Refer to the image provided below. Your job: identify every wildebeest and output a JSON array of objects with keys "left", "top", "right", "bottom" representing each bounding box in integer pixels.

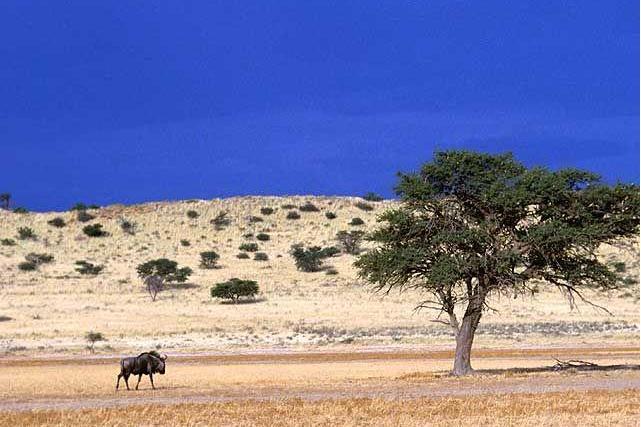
[{"left": 116, "top": 351, "right": 167, "bottom": 390}]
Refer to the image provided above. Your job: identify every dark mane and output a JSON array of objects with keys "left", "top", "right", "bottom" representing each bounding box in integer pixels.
[{"left": 137, "top": 351, "right": 162, "bottom": 359}]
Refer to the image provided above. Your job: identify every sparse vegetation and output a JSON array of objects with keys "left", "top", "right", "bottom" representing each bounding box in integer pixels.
[
  {"left": 249, "top": 216, "right": 263, "bottom": 223},
  {"left": 239, "top": 242, "right": 259, "bottom": 252},
  {"left": 47, "top": 217, "right": 66, "bottom": 228},
  {"left": 281, "top": 204, "right": 296, "bottom": 209},
  {"left": 336, "top": 230, "right": 365, "bottom": 254},
  {"left": 260, "top": 207, "right": 275, "bottom": 215},
  {"left": 612, "top": 262, "right": 627, "bottom": 273},
  {"left": 362, "top": 192, "right": 384, "bottom": 202},
  {"left": 180, "top": 239, "right": 191, "bottom": 247},
  {"left": 325, "top": 211, "right": 337, "bottom": 220},
  {"left": 355, "top": 201, "right": 374, "bottom": 211},
  {"left": 236, "top": 252, "right": 250, "bottom": 259},
  {"left": 349, "top": 217, "right": 364, "bottom": 226},
  {"left": 286, "top": 211, "right": 301, "bottom": 220},
  {"left": 256, "top": 233, "right": 270, "bottom": 241},
  {"left": 18, "top": 261, "right": 37, "bottom": 271},
  {"left": 186, "top": 210, "right": 199, "bottom": 219},
  {"left": 136, "top": 258, "right": 192, "bottom": 284},
  {"left": 211, "top": 278, "right": 259, "bottom": 303},
  {"left": 1, "top": 238, "right": 16, "bottom": 246},
  {"left": 83, "top": 224, "right": 108, "bottom": 237},
  {"left": 17, "top": 227, "right": 36, "bottom": 240},
  {"left": 200, "top": 251, "right": 220, "bottom": 269},
  {"left": 25, "top": 252, "right": 54, "bottom": 265},
  {"left": 290, "top": 244, "right": 337, "bottom": 272},
  {"left": 13, "top": 207, "right": 28, "bottom": 214},
  {"left": 254, "top": 252, "right": 269, "bottom": 261},
  {"left": 76, "top": 210, "right": 95, "bottom": 223},
  {"left": 75, "top": 261, "right": 104, "bottom": 276},
  {"left": 299, "top": 202, "right": 320, "bottom": 212},
  {"left": 85, "top": 331, "right": 106, "bottom": 353},
  {"left": 211, "top": 211, "right": 231, "bottom": 230},
  {"left": 119, "top": 218, "right": 137, "bottom": 235}
]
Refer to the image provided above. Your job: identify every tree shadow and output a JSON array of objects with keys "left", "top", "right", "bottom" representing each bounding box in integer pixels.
[
  {"left": 219, "top": 297, "right": 267, "bottom": 305},
  {"left": 473, "top": 363, "right": 640, "bottom": 376},
  {"left": 165, "top": 282, "right": 200, "bottom": 290}
]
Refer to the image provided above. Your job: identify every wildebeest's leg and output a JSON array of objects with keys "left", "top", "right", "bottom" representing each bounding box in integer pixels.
[
  {"left": 135, "top": 374, "right": 142, "bottom": 390},
  {"left": 149, "top": 372, "right": 155, "bottom": 389},
  {"left": 116, "top": 373, "right": 122, "bottom": 390},
  {"left": 124, "top": 374, "right": 130, "bottom": 390}
]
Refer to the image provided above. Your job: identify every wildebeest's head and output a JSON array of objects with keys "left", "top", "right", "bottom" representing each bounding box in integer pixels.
[{"left": 155, "top": 353, "right": 167, "bottom": 374}]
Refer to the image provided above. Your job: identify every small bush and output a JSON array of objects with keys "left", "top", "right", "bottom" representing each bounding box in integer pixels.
[
  {"left": 76, "top": 210, "right": 95, "bottom": 223},
  {"left": 85, "top": 331, "right": 106, "bottom": 353},
  {"left": 180, "top": 239, "right": 191, "bottom": 247},
  {"left": 320, "top": 246, "right": 340, "bottom": 257},
  {"left": 290, "top": 244, "right": 336, "bottom": 272},
  {"left": 119, "top": 218, "right": 137, "bottom": 235},
  {"left": 13, "top": 207, "right": 28, "bottom": 214},
  {"left": 75, "top": 260, "right": 104, "bottom": 275},
  {"left": 281, "top": 204, "right": 297, "bottom": 209},
  {"left": 236, "top": 252, "right": 250, "bottom": 259},
  {"left": 286, "top": 211, "right": 301, "bottom": 220},
  {"left": 349, "top": 217, "right": 365, "bottom": 226},
  {"left": 260, "top": 207, "right": 275, "bottom": 215},
  {"left": 1, "top": 238, "right": 16, "bottom": 246},
  {"left": 256, "top": 233, "right": 270, "bottom": 241},
  {"left": 200, "top": 251, "right": 220, "bottom": 269},
  {"left": 25, "top": 252, "right": 54, "bottom": 265},
  {"left": 612, "top": 262, "right": 627, "bottom": 273},
  {"left": 211, "top": 278, "right": 259, "bottom": 303},
  {"left": 325, "top": 267, "right": 339, "bottom": 275},
  {"left": 299, "top": 202, "right": 320, "bottom": 212},
  {"left": 186, "top": 210, "right": 199, "bottom": 219},
  {"left": 211, "top": 211, "right": 231, "bottom": 230},
  {"left": 362, "top": 192, "right": 384, "bottom": 202},
  {"left": 325, "top": 211, "right": 337, "bottom": 220},
  {"left": 83, "top": 224, "right": 108, "bottom": 237},
  {"left": 254, "top": 252, "right": 269, "bottom": 261},
  {"left": 18, "top": 261, "right": 37, "bottom": 271},
  {"left": 336, "top": 230, "right": 365, "bottom": 254},
  {"left": 70, "top": 203, "right": 88, "bottom": 211},
  {"left": 47, "top": 217, "right": 66, "bottom": 228},
  {"left": 17, "top": 227, "right": 36, "bottom": 240},
  {"left": 239, "top": 242, "right": 259, "bottom": 252},
  {"left": 355, "top": 201, "right": 374, "bottom": 211},
  {"left": 249, "top": 216, "right": 263, "bottom": 223}
]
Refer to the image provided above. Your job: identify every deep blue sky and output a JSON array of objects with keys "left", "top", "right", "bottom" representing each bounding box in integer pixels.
[{"left": 2, "top": 1, "right": 638, "bottom": 211}]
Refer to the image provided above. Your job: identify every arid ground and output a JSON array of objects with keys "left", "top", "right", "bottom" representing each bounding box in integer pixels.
[{"left": 0, "top": 196, "right": 639, "bottom": 425}]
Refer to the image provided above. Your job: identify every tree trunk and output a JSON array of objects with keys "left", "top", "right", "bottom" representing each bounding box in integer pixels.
[{"left": 452, "top": 297, "right": 484, "bottom": 376}]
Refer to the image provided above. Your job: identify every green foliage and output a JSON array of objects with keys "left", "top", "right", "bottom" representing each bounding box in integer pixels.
[
  {"left": 200, "top": 251, "right": 220, "bottom": 269},
  {"left": 76, "top": 210, "right": 95, "bottom": 223},
  {"left": 17, "top": 227, "right": 36, "bottom": 240},
  {"left": 355, "top": 201, "right": 374, "bottom": 211},
  {"left": 18, "top": 261, "right": 37, "bottom": 271},
  {"left": 254, "top": 252, "right": 269, "bottom": 261},
  {"left": 256, "top": 233, "right": 270, "bottom": 241},
  {"left": 211, "top": 211, "right": 231, "bottom": 230},
  {"left": 290, "top": 244, "right": 337, "bottom": 272},
  {"left": 239, "top": 242, "right": 259, "bottom": 252},
  {"left": 1, "top": 238, "right": 16, "bottom": 246},
  {"left": 211, "top": 278, "right": 259, "bottom": 303},
  {"left": 260, "top": 207, "right": 275, "bottom": 215},
  {"left": 299, "top": 202, "right": 320, "bottom": 212},
  {"left": 136, "top": 258, "right": 193, "bottom": 283},
  {"left": 83, "top": 223, "right": 108, "bottom": 237},
  {"left": 25, "top": 252, "right": 54, "bottom": 265},
  {"left": 355, "top": 150, "right": 640, "bottom": 373},
  {"left": 186, "top": 210, "right": 199, "bottom": 219},
  {"left": 75, "top": 260, "right": 104, "bottom": 275},
  {"left": 325, "top": 267, "right": 339, "bottom": 275},
  {"left": 612, "top": 262, "right": 626, "bottom": 273},
  {"left": 85, "top": 331, "right": 106, "bottom": 352},
  {"left": 325, "top": 211, "right": 337, "bottom": 220},
  {"left": 362, "top": 192, "right": 384, "bottom": 202},
  {"left": 249, "top": 216, "right": 263, "bottom": 223},
  {"left": 47, "top": 217, "right": 66, "bottom": 228},
  {"left": 349, "top": 217, "right": 365, "bottom": 226},
  {"left": 70, "top": 203, "right": 88, "bottom": 211},
  {"left": 281, "top": 204, "right": 297, "bottom": 209},
  {"left": 336, "top": 230, "right": 365, "bottom": 254},
  {"left": 236, "top": 252, "right": 250, "bottom": 259},
  {"left": 286, "top": 211, "right": 301, "bottom": 220},
  {"left": 13, "top": 207, "right": 28, "bottom": 214},
  {"left": 119, "top": 218, "right": 136, "bottom": 235},
  {"left": 180, "top": 239, "right": 190, "bottom": 247}
]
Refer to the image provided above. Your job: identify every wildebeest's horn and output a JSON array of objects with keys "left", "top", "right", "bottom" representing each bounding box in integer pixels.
[{"left": 161, "top": 353, "right": 167, "bottom": 360}]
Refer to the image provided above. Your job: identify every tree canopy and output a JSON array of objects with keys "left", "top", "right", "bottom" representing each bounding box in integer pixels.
[{"left": 355, "top": 150, "right": 639, "bottom": 375}]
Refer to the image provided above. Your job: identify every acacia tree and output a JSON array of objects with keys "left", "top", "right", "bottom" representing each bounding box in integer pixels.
[{"left": 355, "top": 150, "right": 639, "bottom": 376}]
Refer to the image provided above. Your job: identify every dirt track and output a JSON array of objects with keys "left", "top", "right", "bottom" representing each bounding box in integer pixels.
[{"left": 2, "top": 346, "right": 638, "bottom": 413}]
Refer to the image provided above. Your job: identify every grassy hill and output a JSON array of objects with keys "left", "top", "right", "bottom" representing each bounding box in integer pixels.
[{"left": 0, "top": 196, "right": 638, "bottom": 355}]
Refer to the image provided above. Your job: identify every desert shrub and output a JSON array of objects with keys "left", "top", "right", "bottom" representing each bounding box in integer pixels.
[
  {"left": 325, "top": 267, "right": 339, "bottom": 275},
  {"left": 249, "top": 216, "right": 263, "bottom": 223},
  {"left": 70, "top": 203, "right": 88, "bottom": 211},
  {"left": 362, "top": 192, "right": 384, "bottom": 202},
  {"left": 47, "top": 217, "right": 66, "bottom": 228},
  {"left": 320, "top": 246, "right": 340, "bottom": 257},
  {"left": 612, "top": 262, "right": 627, "bottom": 273},
  {"left": 75, "top": 260, "right": 104, "bottom": 275},
  {"left": 18, "top": 261, "right": 37, "bottom": 271},
  {"left": 119, "top": 218, "right": 137, "bottom": 235},
  {"left": 211, "top": 211, "right": 231, "bottom": 230},
  {"left": 25, "top": 252, "right": 54, "bottom": 265},
  {"left": 286, "top": 211, "right": 301, "bottom": 220},
  {"left": 236, "top": 252, "right": 250, "bottom": 259},
  {"left": 349, "top": 217, "right": 365, "bottom": 226},
  {"left": 243, "top": 233, "right": 254, "bottom": 239},
  {"left": 13, "top": 207, "right": 28, "bottom": 214},
  {"left": 239, "top": 242, "right": 259, "bottom": 252},
  {"left": 254, "top": 252, "right": 269, "bottom": 261},
  {"left": 136, "top": 258, "right": 192, "bottom": 283},
  {"left": 290, "top": 244, "right": 336, "bottom": 272},
  {"left": 256, "top": 233, "right": 270, "bottom": 241},
  {"left": 85, "top": 331, "right": 106, "bottom": 353},
  {"left": 281, "top": 204, "right": 297, "bottom": 209},
  {"left": 299, "top": 202, "right": 320, "bottom": 212},
  {"left": 83, "top": 223, "right": 108, "bottom": 237},
  {"left": 17, "top": 227, "right": 36, "bottom": 240},
  {"left": 180, "top": 239, "right": 190, "bottom": 247},
  {"left": 211, "top": 278, "right": 259, "bottom": 303},
  {"left": 1, "top": 238, "right": 16, "bottom": 246},
  {"left": 186, "top": 210, "right": 199, "bottom": 219},
  {"left": 260, "top": 207, "right": 275, "bottom": 215},
  {"left": 76, "top": 210, "right": 95, "bottom": 222},
  {"left": 200, "top": 251, "right": 220, "bottom": 269},
  {"left": 355, "top": 201, "right": 374, "bottom": 211},
  {"left": 325, "top": 211, "right": 337, "bottom": 220},
  {"left": 336, "top": 230, "right": 365, "bottom": 254}
]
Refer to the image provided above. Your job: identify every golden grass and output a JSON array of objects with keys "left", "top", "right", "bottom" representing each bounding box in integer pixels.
[{"left": 3, "top": 389, "right": 638, "bottom": 427}]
